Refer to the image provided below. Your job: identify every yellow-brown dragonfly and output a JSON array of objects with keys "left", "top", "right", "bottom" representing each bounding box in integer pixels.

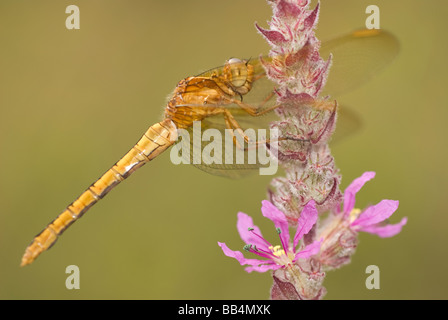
[{"left": 20, "top": 29, "right": 399, "bottom": 266}]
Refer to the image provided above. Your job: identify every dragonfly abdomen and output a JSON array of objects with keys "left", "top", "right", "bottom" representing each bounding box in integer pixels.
[{"left": 20, "top": 120, "right": 177, "bottom": 266}]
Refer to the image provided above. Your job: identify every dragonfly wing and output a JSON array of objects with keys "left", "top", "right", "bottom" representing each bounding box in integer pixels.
[
  {"left": 225, "top": 103, "right": 362, "bottom": 146},
  {"left": 320, "top": 29, "right": 399, "bottom": 97},
  {"left": 332, "top": 106, "right": 363, "bottom": 144},
  {"left": 195, "top": 29, "right": 399, "bottom": 102},
  {"left": 173, "top": 27, "right": 399, "bottom": 179},
  {"left": 172, "top": 101, "right": 361, "bottom": 179},
  {"left": 171, "top": 107, "right": 277, "bottom": 179}
]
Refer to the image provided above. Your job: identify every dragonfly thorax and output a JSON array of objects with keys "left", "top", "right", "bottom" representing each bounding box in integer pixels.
[{"left": 163, "top": 58, "right": 256, "bottom": 129}]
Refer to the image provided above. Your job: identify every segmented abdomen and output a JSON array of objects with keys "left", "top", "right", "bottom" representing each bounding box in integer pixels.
[{"left": 21, "top": 119, "right": 177, "bottom": 266}]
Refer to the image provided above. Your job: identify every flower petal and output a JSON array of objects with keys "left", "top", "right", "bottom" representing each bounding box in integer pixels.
[
  {"left": 343, "top": 171, "right": 376, "bottom": 214},
  {"left": 261, "top": 200, "right": 290, "bottom": 248},
  {"left": 236, "top": 212, "right": 270, "bottom": 250},
  {"left": 351, "top": 200, "right": 399, "bottom": 228},
  {"left": 293, "top": 200, "right": 318, "bottom": 249},
  {"left": 245, "top": 263, "right": 282, "bottom": 273},
  {"left": 358, "top": 217, "right": 407, "bottom": 238},
  {"left": 218, "top": 242, "right": 267, "bottom": 266},
  {"left": 293, "top": 238, "right": 322, "bottom": 261}
]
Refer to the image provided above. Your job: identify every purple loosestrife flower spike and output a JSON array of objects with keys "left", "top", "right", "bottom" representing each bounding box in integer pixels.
[
  {"left": 261, "top": 0, "right": 342, "bottom": 222},
  {"left": 217, "top": 0, "right": 406, "bottom": 300},
  {"left": 253, "top": 0, "right": 338, "bottom": 300}
]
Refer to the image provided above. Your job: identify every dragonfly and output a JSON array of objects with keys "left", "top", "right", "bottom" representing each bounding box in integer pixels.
[{"left": 20, "top": 29, "right": 399, "bottom": 266}]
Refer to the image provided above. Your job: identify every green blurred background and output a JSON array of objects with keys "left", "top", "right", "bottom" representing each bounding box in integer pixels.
[{"left": 0, "top": 0, "right": 446, "bottom": 299}]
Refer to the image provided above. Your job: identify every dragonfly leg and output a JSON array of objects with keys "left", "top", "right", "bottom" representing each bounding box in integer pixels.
[
  {"left": 223, "top": 110, "right": 248, "bottom": 151},
  {"left": 223, "top": 109, "right": 276, "bottom": 151},
  {"left": 223, "top": 105, "right": 308, "bottom": 153},
  {"left": 252, "top": 72, "right": 266, "bottom": 82},
  {"left": 229, "top": 91, "right": 280, "bottom": 117}
]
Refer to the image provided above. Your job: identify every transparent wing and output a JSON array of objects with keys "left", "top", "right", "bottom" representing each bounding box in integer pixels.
[
  {"left": 172, "top": 102, "right": 360, "bottom": 179},
  {"left": 193, "top": 59, "right": 278, "bottom": 116},
  {"left": 332, "top": 106, "right": 363, "bottom": 144},
  {"left": 175, "top": 29, "right": 399, "bottom": 177},
  {"left": 196, "top": 29, "right": 399, "bottom": 101},
  {"left": 173, "top": 112, "right": 276, "bottom": 179},
  {"left": 320, "top": 29, "right": 400, "bottom": 97},
  {"left": 194, "top": 64, "right": 226, "bottom": 77}
]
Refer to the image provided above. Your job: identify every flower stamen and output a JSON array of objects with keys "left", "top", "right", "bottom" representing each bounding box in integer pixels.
[
  {"left": 349, "top": 208, "right": 362, "bottom": 223},
  {"left": 247, "top": 227, "right": 273, "bottom": 247}
]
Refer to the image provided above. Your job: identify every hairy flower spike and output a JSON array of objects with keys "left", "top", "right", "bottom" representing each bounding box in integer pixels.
[
  {"left": 255, "top": 1, "right": 339, "bottom": 299},
  {"left": 255, "top": 0, "right": 405, "bottom": 300},
  {"left": 217, "top": 0, "right": 406, "bottom": 300},
  {"left": 259, "top": 1, "right": 341, "bottom": 226}
]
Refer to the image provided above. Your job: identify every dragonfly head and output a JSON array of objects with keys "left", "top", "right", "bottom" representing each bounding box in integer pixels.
[{"left": 225, "top": 58, "right": 253, "bottom": 95}]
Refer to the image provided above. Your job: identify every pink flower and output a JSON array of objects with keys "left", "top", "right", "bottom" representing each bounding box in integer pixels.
[
  {"left": 218, "top": 200, "right": 321, "bottom": 273},
  {"left": 341, "top": 171, "right": 407, "bottom": 237}
]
